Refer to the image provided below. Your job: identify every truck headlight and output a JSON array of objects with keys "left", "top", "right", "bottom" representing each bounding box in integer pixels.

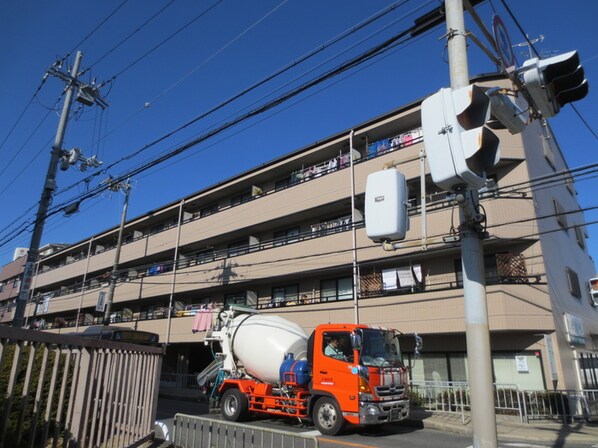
[
  {"left": 365, "top": 404, "right": 380, "bottom": 416},
  {"left": 358, "top": 376, "right": 372, "bottom": 394}
]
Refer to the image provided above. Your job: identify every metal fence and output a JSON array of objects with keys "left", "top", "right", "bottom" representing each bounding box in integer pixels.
[
  {"left": 0, "top": 325, "right": 163, "bottom": 448},
  {"left": 173, "top": 414, "right": 319, "bottom": 448},
  {"left": 160, "top": 374, "right": 201, "bottom": 391},
  {"left": 410, "top": 381, "right": 598, "bottom": 423}
]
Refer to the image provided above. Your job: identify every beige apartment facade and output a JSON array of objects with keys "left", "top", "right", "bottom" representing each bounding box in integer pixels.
[{"left": 8, "top": 74, "right": 597, "bottom": 391}]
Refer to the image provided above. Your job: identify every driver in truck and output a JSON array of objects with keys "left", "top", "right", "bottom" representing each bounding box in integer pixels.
[{"left": 325, "top": 335, "right": 347, "bottom": 360}]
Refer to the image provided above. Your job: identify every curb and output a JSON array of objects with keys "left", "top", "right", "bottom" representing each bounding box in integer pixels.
[{"left": 402, "top": 414, "right": 598, "bottom": 444}]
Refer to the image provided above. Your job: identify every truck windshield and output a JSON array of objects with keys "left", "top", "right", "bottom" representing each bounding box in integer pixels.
[{"left": 358, "top": 329, "right": 403, "bottom": 368}]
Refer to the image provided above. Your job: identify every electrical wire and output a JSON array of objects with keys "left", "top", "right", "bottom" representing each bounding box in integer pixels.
[
  {"left": 53, "top": 0, "right": 421, "bottom": 199},
  {"left": 99, "top": 0, "right": 224, "bottom": 86},
  {"left": 65, "top": 0, "right": 131, "bottom": 58},
  {"left": 28, "top": 213, "right": 598, "bottom": 305},
  {"left": 87, "top": 0, "right": 177, "bottom": 70},
  {"left": 0, "top": 75, "right": 50, "bottom": 154},
  {"left": 500, "top": 0, "right": 598, "bottom": 139},
  {"left": 44, "top": 19, "right": 426, "bottom": 218}
]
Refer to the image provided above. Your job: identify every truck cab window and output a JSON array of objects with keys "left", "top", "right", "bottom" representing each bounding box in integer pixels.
[{"left": 323, "top": 332, "right": 351, "bottom": 361}]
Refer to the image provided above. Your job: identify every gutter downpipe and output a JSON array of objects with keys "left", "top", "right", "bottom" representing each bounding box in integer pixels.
[
  {"left": 75, "top": 237, "right": 94, "bottom": 331},
  {"left": 166, "top": 200, "right": 185, "bottom": 345},
  {"left": 350, "top": 130, "right": 359, "bottom": 324}
]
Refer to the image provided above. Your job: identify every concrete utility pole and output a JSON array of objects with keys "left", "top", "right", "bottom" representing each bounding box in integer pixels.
[
  {"left": 103, "top": 179, "right": 132, "bottom": 325},
  {"left": 12, "top": 51, "right": 84, "bottom": 328},
  {"left": 445, "top": 1, "right": 498, "bottom": 447}
]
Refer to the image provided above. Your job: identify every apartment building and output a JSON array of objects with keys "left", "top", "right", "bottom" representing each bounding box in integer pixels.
[
  {"left": 0, "top": 244, "right": 67, "bottom": 324},
  {"left": 12, "top": 74, "right": 597, "bottom": 391}
]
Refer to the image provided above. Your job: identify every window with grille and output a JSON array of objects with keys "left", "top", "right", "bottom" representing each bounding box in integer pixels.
[
  {"left": 553, "top": 199, "right": 567, "bottom": 230},
  {"left": 575, "top": 225, "right": 586, "bottom": 249},
  {"left": 543, "top": 136, "right": 556, "bottom": 170},
  {"left": 320, "top": 277, "right": 352, "bottom": 302},
  {"left": 271, "top": 285, "right": 299, "bottom": 305},
  {"left": 200, "top": 203, "right": 219, "bottom": 217},
  {"left": 566, "top": 267, "right": 582, "bottom": 299},
  {"left": 273, "top": 227, "right": 300, "bottom": 246}
]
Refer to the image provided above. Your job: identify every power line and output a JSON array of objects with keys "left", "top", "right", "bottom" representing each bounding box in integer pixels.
[
  {"left": 87, "top": 0, "right": 177, "bottom": 70},
  {"left": 0, "top": 2, "right": 424, "bottom": 256},
  {"left": 53, "top": 0, "right": 418, "bottom": 199},
  {"left": 27, "top": 213, "right": 598, "bottom": 305},
  {"left": 501, "top": 0, "right": 598, "bottom": 139},
  {"left": 65, "top": 0, "right": 131, "bottom": 58},
  {"left": 38, "top": 20, "right": 422, "bottom": 221},
  {"left": 99, "top": 0, "right": 224, "bottom": 86},
  {"left": 0, "top": 76, "right": 50, "bottom": 154}
]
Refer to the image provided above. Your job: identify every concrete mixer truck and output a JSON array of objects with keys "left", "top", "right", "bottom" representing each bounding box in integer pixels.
[{"left": 198, "top": 304, "right": 420, "bottom": 435}]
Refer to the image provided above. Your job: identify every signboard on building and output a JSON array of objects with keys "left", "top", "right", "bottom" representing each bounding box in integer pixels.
[
  {"left": 564, "top": 313, "right": 585, "bottom": 345},
  {"left": 515, "top": 355, "right": 529, "bottom": 373},
  {"left": 96, "top": 291, "right": 107, "bottom": 312},
  {"left": 544, "top": 334, "right": 559, "bottom": 381}
]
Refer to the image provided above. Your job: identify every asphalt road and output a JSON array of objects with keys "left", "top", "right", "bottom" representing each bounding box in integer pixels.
[{"left": 155, "top": 397, "right": 595, "bottom": 448}]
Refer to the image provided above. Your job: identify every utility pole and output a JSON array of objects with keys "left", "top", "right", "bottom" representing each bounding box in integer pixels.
[
  {"left": 445, "top": 1, "right": 498, "bottom": 447},
  {"left": 103, "top": 179, "right": 132, "bottom": 325},
  {"left": 12, "top": 51, "right": 84, "bottom": 327}
]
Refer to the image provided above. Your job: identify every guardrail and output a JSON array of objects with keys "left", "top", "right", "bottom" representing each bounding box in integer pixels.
[
  {"left": 0, "top": 326, "right": 163, "bottom": 448},
  {"left": 173, "top": 413, "right": 319, "bottom": 448},
  {"left": 410, "top": 381, "right": 598, "bottom": 423}
]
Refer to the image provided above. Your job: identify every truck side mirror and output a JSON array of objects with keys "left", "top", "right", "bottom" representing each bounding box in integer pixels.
[{"left": 351, "top": 333, "right": 362, "bottom": 351}]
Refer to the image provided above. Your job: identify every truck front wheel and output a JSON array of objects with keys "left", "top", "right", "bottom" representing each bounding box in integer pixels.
[
  {"left": 221, "top": 389, "right": 249, "bottom": 422},
  {"left": 313, "top": 397, "right": 345, "bottom": 435}
]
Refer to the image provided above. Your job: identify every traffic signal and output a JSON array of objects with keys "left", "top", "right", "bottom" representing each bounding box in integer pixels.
[
  {"left": 520, "top": 50, "right": 588, "bottom": 118},
  {"left": 365, "top": 169, "right": 409, "bottom": 242},
  {"left": 421, "top": 84, "right": 500, "bottom": 191}
]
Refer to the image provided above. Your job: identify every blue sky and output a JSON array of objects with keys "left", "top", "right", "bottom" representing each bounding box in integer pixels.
[{"left": 0, "top": 0, "right": 596, "bottom": 270}]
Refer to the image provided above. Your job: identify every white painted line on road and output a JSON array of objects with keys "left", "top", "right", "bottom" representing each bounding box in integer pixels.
[{"left": 502, "top": 443, "right": 547, "bottom": 448}]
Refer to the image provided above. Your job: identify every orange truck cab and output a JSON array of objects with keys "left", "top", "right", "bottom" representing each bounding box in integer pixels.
[{"left": 307, "top": 324, "right": 410, "bottom": 434}]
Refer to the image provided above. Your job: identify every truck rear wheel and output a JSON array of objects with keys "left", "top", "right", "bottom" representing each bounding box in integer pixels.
[
  {"left": 221, "top": 388, "right": 249, "bottom": 422},
  {"left": 313, "top": 397, "right": 345, "bottom": 435}
]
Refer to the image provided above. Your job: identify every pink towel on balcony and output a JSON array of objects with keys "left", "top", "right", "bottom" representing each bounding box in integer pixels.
[{"left": 192, "top": 310, "right": 212, "bottom": 332}]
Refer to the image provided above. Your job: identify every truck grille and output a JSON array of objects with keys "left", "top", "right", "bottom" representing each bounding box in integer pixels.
[{"left": 375, "top": 384, "right": 405, "bottom": 397}]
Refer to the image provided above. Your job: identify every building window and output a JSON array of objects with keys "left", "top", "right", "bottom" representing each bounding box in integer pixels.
[
  {"left": 197, "top": 248, "right": 215, "bottom": 264},
  {"left": 320, "top": 277, "right": 353, "bottom": 302},
  {"left": 149, "top": 222, "right": 165, "bottom": 235},
  {"left": 231, "top": 192, "right": 251, "bottom": 206},
  {"left": 200, "top": 203, "right": 219, "bottom": 217},
  {"left": 275, "top": 177, "right": 290, "bottom": 191},
  {"left": 225, "top": 291, "right": 257, "bottom": 307},
  {"left": 543, "top": 136, "right": 556, "bottom": 170},
  {"left": 311, "top": 216, "right": 352, "bottom": 236},
  {"left": 553, "top": 199, "right": 568, "bottom": 230},
  {"left": 566, "top": 267, "right": 582, "bottom": 299},
  {"left": 575, "top": 225, "right": 586, "bottom": 249},
  {"left": 228, "top": 240, "right": 249, "bottom": 257},
  {"left": 271, "top": 285, "right": 299, "bottom": 306},
  {"left": 580, "top": 353, "right": 598, "bottom": 389},
  {"left": 455, "top": 255, "right": 499, "bottom": 286},
  {"left": 225, "top": 292, "right": 245, "bottom": 305},
  {"left": 273, "top": 227, "right": 300, "bottom": 246}
]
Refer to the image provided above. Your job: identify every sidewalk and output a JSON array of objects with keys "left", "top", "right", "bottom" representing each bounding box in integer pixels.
[{"left": 405, "top": 408, "right": 598, "bottom": 445}]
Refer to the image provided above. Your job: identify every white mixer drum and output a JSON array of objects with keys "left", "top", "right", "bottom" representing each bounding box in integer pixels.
[{"left": 230, "top": 314, "right": 309, "bottom": 383}]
